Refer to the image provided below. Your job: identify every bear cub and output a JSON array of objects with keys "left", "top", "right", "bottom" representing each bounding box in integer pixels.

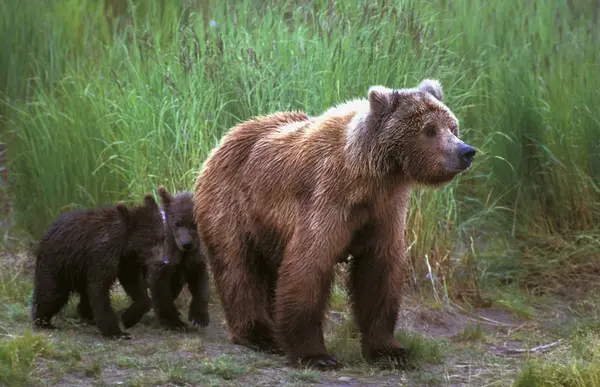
[
  {"left": 31, "top": 194, "right": 165, "bottom": 340},
  {"left": 145, "top": 185, "right": 210, "bottom": 331}
]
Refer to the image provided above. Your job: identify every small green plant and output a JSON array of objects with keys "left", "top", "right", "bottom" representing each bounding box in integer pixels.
[
  {"left": 327, "top": 319, "right": 363, "bottom": 365},
  {"left": 84, "top": 358, "right": 103, "bottom": 377},
  {"left": 456, "top": 323, "right": 486, "bottom": 342},
  {"left": 395, "top": 331, "right": 447, "bottom": 368},
  {"left": 328, "top": 320, "right": 446, "bottom": 370},
  {"left": 0, "top": 329, "right": 56, "bottom": 385},
  {"left": 494, "top": 289, "right": 536, "bottom": 320},
  {"left": 287, "top": 368, "right": 321, "bottom": 383},
  {"left": 514, "top": 358, "right": 600, "bottom": 387},
  {"left": 199, "top": 355, "right": 247, "bottom": 381}
]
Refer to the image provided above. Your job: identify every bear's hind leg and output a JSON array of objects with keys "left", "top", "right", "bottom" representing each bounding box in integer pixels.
[
  {"left": 77, "top": 287, "right": 95, "bottom": 325},
  {"left": 149, "top": 264, "right": 188, "bottom": 331},
  {"left": 209, "top": 240, "right": 278, "bottom": 354},
  {"left": 32, "top": 278, "right": 70, "bottom": 330}
]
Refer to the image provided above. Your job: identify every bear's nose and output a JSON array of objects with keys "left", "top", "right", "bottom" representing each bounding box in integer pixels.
[
  {"left": 458, "top": 144, "right": 476, "bottom": 164},
  {"left": 182, "top": 241, "right": 193, "bottom": 250}
]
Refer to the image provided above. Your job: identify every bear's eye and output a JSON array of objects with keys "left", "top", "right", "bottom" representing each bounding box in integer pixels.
[{"left": 424, "top": 125, "right": 436, "bottom": 137}]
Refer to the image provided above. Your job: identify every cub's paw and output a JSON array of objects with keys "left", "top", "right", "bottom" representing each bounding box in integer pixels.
[
  {"left": 188, "top": 310, "right": 209, "bottom": 327},
  {"left": 121, "top": 312, "right": 143, "bottom": 329},
  {"left": 34, "top": 320, "right": 58, "bottom": 330},
  {"left": 77, "top": 314, "right": 96, "bottom": 326},
  {"left": 160, "top": 318, "right": 190, "bottom": 332},
  {"left": 104, "top": 331, "right": 132, "bottom": 340}
]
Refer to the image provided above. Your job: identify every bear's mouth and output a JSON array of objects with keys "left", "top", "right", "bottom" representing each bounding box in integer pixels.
[{"left": 443, "top": 158, "right": 472, "bottom": 173}]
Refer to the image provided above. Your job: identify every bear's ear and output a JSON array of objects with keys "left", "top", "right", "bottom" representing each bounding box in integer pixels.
[
  {"left": 158, "top": 185, "right": 173, "bottom": 206},
  {"left": 143, "top": 194, "right": 159, "bottom": 211},
  {"left": 417, "top": 79, "right": 443, "bottom": 102},
  {"left": 368, "top": 85, "right": 394, "bottom": 113},
  {"left": 116, "top": 202, "right": 129, "bottom": 224}
]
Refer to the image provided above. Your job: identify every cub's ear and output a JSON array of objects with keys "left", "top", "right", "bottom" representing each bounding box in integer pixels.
[
  {"left": 368, "top": 85, "right": 394, "bottom": 113},
  {"left": 143, "top": 194, "right": 159, "bottom": 211},
  {"left": 417, "top": 79, "right": 443, "bottom": 102},
  {"left": 158, "top": 185, "right": 173, "bottom": 206},
  {"left": 116, "top": 202, "right": 129, "bottom": 224}
]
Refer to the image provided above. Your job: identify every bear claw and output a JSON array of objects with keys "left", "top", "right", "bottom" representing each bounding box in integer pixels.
[
  {"left": 367, "top": 346, "right": 410, "bottom": 368},
  {"left": 105, "top": 331, "right": 131, "bottom": 340},
  {"left": 34, "top": 321, "right": 58, "bottom": 330},
  {"left": 161, "top": 318, "right": 190, "bottom": 332},
  {"left": 297, "top": 355, "right": 341, "bottom": 370},
  {"left": 189, "top": 312, "right": 209, "bottom": 327}
]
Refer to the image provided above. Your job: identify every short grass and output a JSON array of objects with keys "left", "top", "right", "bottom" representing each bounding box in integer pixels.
[
  {"left": 513, "top": 330, "right": 600, "bottom": 387},
  {"left": 2, "top": 245, "right": 600, "bottom": 386}
]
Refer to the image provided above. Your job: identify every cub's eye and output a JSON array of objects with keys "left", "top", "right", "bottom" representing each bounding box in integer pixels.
[
  {"left": 174, "top": 221, "right": 183, "bottom": 227},
  {"left": 424, "top": 125, "right": 436, "bottom": 137}
]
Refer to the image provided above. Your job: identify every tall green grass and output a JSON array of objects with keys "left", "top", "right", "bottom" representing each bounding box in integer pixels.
[{"left": 2, "top": 0, "right": 599, "bottom": 297}]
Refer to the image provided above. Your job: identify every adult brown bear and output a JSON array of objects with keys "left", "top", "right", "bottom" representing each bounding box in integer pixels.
[{"left": 193, "top": 79, "right": 476, "bottom": 369}]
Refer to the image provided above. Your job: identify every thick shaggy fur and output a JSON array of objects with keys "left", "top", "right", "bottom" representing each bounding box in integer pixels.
[
  {"left": 146, "top": 185, "right": 210, "bottom": 331},
  {"left": 31, "top": 194, "right": 166, "bottom": 340},
  {"left": 193, "top": 79, "right": 476, "bottom": 369}
]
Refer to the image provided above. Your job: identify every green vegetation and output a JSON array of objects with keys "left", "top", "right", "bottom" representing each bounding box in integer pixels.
[
  {"left": 1, "top": 0, "right": 600, "bottom": 385},
  {"left": 514, "top": 331, "right": 600, "bottom": 387},
  {"left": 3, "top": 0, "right": 600, "bottom": 298},
  {"left": 0, "top": 330, "right": 56, "bottom": 386}
]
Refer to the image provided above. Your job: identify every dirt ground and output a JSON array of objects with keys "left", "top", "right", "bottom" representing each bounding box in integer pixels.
[{"left": 0, "top": 259, "right": 585, "bottom": 387}]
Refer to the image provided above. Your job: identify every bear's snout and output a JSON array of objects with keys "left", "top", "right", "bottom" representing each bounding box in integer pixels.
[
  {"left": 175, "top": 229, "right": 194, "bottom": 251},
  {"left": 181, "top": 241, "right": 193, "bottom": 250},
  {"left": 457, "top": 143, "right": 476, "bottom": 169}
]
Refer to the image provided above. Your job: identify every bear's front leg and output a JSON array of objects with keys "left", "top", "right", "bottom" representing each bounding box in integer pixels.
[
  {"left": 274, "top": 231, "right": 345, "bottom": 370},
  {"left": 87, "top": 281, "right": 131, "bottom": 340},
  {"left": 184, "top": 259, "right": 210, "bottom": 328},
  {"left": 120, "top": 270, "right": 152, "bottom": 330},
  {"left": 149, "top": 264, "right": 189, "bottom": 331},
  {"left": 348, "top": 226, "right": 409, "bottom": 368}
]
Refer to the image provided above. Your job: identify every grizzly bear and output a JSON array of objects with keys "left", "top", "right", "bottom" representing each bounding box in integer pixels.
[
  {"left": 192, "top": 79, "right": 476, "bottom": 369},
  {"left": 144, "top": 185, "right": 210, "bottom": 331},
  {"left": 31, "top": 194, "right": 166, "bottom": 340}
]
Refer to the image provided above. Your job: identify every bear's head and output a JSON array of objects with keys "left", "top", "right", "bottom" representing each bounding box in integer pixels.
[
  {"left": 116, "top": 194, "right": 167, "bottom": 265},
  {"left": 366, "top": 79, "right": 476, "bottom": 185},
  {"left": 158, "top": 185, "right": 198, "bottom": 254}
]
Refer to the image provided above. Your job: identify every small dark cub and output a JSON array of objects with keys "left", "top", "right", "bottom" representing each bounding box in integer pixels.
[
  {"left": 146, "top": 185, "right": 210, "bottom": 331},
  {"left": 31, "top": 194, "right": 166, "bottom": 340}
]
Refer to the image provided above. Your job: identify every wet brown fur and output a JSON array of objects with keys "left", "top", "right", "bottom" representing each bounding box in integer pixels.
[
  {"left": 193, "top": 79, "right": 475, "bottom": 368},
  {"left": 145, "top": 186, "right": 210, "bottom": 331},
  {"left": 32, "top": 194, "right": 166, "bottom": 340}
]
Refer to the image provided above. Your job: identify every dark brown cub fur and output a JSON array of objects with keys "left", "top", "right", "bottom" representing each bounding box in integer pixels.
[
  {"left": 31, "top": 194, "right": 166, "bottom": 340},
  {"left": 145, "top": 185, "right": 210, "bottom": 331}
]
